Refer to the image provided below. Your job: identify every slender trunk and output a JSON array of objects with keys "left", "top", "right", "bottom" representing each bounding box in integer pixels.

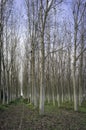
[
  {"left": 79, "top": 75, "right": 82, "bottom": 106},
  {"left": 0, "top": 49, "right": 1, "bottom": 102},
  {"left": 32, "top": 47, "right": 37, "bottom": 106},
  {"left": 68, "top": 79, "right": 71, "bottom": 102},
  {"left": 2, "top": 55, "right": 6, "bottom": 104},
  {"left": 0, "top": 0, "right": 3, "bottom": 102},
  {"left": 47, "top": 94, "right": 50, "bottom": 103},
  {"left": 30, "top": 54, "right": 33, "bottom": 103},
  {"left": 73, "top": 66, "right": 78, "bottom": 111},
  {"left": 67, "top": 48, "right": 71, "bottom": 101},
  {"left": 52, "top": 91, "right": 55, "bottom": 106},
  {"left": 56, "top": 75, "right": 60, "bottom": 107},
  {"left": 39, "top": 33, "right": 45, "bottom": 114},
  {"left": 7, "top": 70, "right": 10, "bottom": 104},
  {"left": 79, "top": 35, "right": 84, "bottom": 106},
  {"left": 72, "top": 15, "right": 78, "bottom": 110},
  {"left": 61, "top": 77, "right": 64, "bottom": 103},
  {"left": 73, "top": 38, "right": 78, "bottom": 111}
]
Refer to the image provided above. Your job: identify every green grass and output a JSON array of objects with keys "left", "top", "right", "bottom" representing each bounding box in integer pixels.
[
  {"left": 0, "top": 104, "right": 9, "bottom": 111},
  {"left": 60, "top": 101, "right": 73, "bottom": 110},
  {"left": 44, "top": 101, "right": 59, "bottom": 113},
  {"left": 79, "top": 101, "right": 86, "bottom": 113},
  {"left": 8, "top": 97, "right": 29, "bottom": 105},
  {"left": 45, "top": 100, "right": 86, "bottom": 113},
  {"left": 9, "top": 98, "right": 23, "bottom": 105},
  {"left": 79, "top": 107, "right": 86, "bottom": 113},
  {"left": 26, "top": 103, "right": 35, "bottom": 109},
  {"left": 0, "top": 98, "right": 22, "bottom": 111},
  {"left": 1, "top": 97, "right": 86, "bottom": 113},
  {"left": 0, "top": 97, "right": 33, "bottom": 111}
]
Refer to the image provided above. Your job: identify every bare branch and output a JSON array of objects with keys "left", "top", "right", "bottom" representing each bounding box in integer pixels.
[
  {"left": 45, "top": 45, "right": 69, "bottom": 59},
  {"left": 76, "top": 47, "right": 86, "bottom": 61}
]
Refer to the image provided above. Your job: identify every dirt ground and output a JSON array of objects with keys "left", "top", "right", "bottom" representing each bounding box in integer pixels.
[{"left": 0, "top": 103, "right": 86, "bottom": 130}]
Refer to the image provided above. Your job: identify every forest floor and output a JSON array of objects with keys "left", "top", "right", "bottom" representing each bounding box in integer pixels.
[{"left": 0, "top": 99, "right": 86, "bottom": 130}]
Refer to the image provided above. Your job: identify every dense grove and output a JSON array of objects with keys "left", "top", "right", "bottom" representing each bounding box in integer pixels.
[{"left": 0, "top": 0, "right": 86, "bottom": 115}]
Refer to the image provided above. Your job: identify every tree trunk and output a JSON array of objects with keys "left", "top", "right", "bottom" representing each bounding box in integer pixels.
[
  {"left": 79, "top": 34, "right": 84, "bottom": 106},
  {"left": 39, "top": 33, "right": 45, "bottom": 114},
  {"left": 73, "top": 42, "right": 78, "bottom": 111},
  {"left": 0, "top": 0, "right": 3, "bottom": 102}
]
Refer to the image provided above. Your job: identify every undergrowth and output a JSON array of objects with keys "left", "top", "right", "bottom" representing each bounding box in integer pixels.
[
  {"left": 0, "top": 104, "right": 9, "bottom": 111},
  {"left": 0, "top": 97, "right": 86, "bottom": 113},
  {"left": 45, "top": 100, "right": 86, "bottom": 113}
]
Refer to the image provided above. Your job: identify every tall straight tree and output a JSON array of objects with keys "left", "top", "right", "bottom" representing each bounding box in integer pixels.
[
  {"left": 72, "top": 0, "right": 86, "bottom": 111},
  {"left": 25, "top": 0, "right": 37, "bottom": 106},
  {"left": 0, "top": 0, "right": 3, "bottom": 102},
  {"left": 39, "top": 0, "right": 63, "bottom": 114},
  {"left": 78, "top": 6, "right": 86, "bottom": 106},
  {"left": 0, "top": 0, "right": 14, "bottom": 103},
  {"left": 39, "top": 0, "right": 55, "bottom": 114}
]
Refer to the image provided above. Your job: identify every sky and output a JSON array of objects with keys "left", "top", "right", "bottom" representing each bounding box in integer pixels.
[
  {"left": 12, "top": 0, "right": 86, "bottom": 95},
  {"left": 13, "top": 0, "right": 73, "bottom": 61},
  {"left": 14, "top": 0, "right": 73, "bottom": 25},
  {"left": 14, "top": 0, "right": 73, "bottom": 35}
]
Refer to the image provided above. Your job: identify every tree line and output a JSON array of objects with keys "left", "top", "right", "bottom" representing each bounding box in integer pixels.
[
  {"left": 0, "top": 0, "right": 86, "bottom": 114},
  {"left": 0, "top": 0, "right": 21, "bottom": 105}
]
